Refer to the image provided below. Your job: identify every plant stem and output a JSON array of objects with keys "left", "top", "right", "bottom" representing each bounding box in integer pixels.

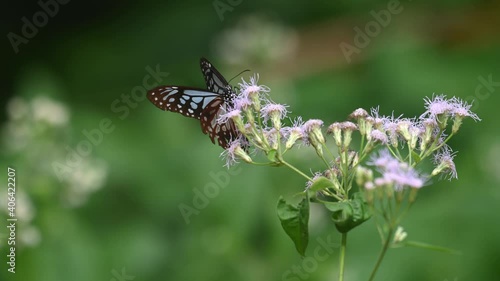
[
  {"left": 280, "top": 160, "right": 312, "bottom": 181},
  {"left": 368, "top": 228, "right": 393, "bottom": 281},
  {"left": 339, "top": 233, "right": 348, "bottom": 281}
]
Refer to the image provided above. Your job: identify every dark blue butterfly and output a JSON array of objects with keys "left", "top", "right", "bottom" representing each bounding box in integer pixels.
[{"left": 147, "top": 58, "right": 238, "bottom": 148}]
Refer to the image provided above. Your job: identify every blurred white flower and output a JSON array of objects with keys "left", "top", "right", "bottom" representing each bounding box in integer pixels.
[
  {"left": 214, "top": 15, "right": 298, "bottom": 65},
  {"left": 19, "top": 225, "right": 42, "bottom": 247},
  {"left": 32, "top": 96, "right": 69, "bottom": 126},
  {"left": 7, "top": 97, "right": 29, "bottom": 120},
  {"left": 65, "top": 159, "right": 108, "bottom": 207},
  {"left": 15, "top": 191, "right": 36, "bottom": 222}
]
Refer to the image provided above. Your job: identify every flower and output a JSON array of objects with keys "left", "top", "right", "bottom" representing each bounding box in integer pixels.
[
  {"left": 432, "top": 147, "right": 458, "bottom": 180},
  {"left": 370, "top": 129, "right": 388, "bottom": 145},
  {"left": 369, "top": 150, "right": 425, "bottom": 190},
  {"left": 340, "top": 122, "right": 357, "bottom": 148},
  {"left": 282, "top": 117, "right": 305, "bottom": 149},
  {"left": 327, "top": 122, "right": 342, "bottom": 147},
  {"left": 421, "top": 94, "right": 454, "bottom": 120},
  {"left": 350, "top": 108, "right": 368, "bottom": 136},
  {"left": 218, "top": 109, "right": 245, "bottom": 132},
  {"left": 349, "top": 108, "right": 368, "bottom": 119},
  {"left": 32, "top": 96, "right": 70, "bottom": 126},
  {"left": 218, "top": 109, "right": 242, "bottom": 123},
  {"left": 221, "top": 139, "right": 252, "bottom": 167},
  {"left": 382, "top": 116, "right": 400, "bottom": 147},
  {"left": 264, "top": 128, "right": 280, "bottom": 150},
  {"left": 393, "top": 226, "right": 408, "bottom": 243},
  {"left": 238, "top": 74, "right": 270, "bottom": 111},
  {"left": 450, "top": 97, "right": 480, "bottom": 121},
  {"left": 261, "top": 103, "right": 288, "bottom": 130},
  {"left": 449, "top": 97, "right": 481, "bottom": 133}
]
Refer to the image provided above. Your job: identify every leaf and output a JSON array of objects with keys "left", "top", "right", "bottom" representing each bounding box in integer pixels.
[
  {"left": 323, "top": 192, "right": 371, "bottom": 233},
  {"left": 411, "top": 151, "right": 422, "bottom": 163},
  {"left": 267, "top": 149, "right": 277, "bottom": 162},
  {"left": 308, "top": 176, "right": 335, "bottom": 192},
  {"left": 276, "top": 195, "right": 310, "bottom": 256}
]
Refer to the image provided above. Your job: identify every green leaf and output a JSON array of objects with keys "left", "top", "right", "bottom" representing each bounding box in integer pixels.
[
  {"left": 323, "top": 192, "right": 371, "bottom": 233},
  {"left": 411, "top": 151, "right": 422, "bottom": 163},
  {"left": 276, "top": 195, "right": 310, "bottom": 256},
  {"left": 308, "top": 176, "right": 334, "bottom": 192},
  {"left": 267, "top": 149, "right": 277, "bottom": 162}
]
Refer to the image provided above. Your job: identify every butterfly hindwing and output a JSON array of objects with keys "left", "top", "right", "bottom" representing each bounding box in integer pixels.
[
  {"left": 147, "top": 86, "right": 218, "bottom": 120},
  {"left": 200, "top": 98, "right": 238, "bottom": 148}
]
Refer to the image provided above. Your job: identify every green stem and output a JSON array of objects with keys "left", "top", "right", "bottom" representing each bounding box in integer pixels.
[
  {"left": 280, "top": 160, "right": 312, "bottom": 181},
  {"left": 339, "top": 233, "right": 348, "bottom": 281},
  {"left": 368, "top": 228, "right": 393, "bottom": 281}
]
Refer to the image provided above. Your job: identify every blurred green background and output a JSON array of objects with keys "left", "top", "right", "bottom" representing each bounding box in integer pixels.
[{"left": 1, "top": 0, "right": 499, "bottom": 280}]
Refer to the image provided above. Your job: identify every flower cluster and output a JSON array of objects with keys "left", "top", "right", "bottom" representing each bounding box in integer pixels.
[
  {"left": 1, "top": 96, "right": 108, "bottom": 248},
  {"left": 216, "top": 76, "right": 479, "bottom": 280},
  {"left": 222, "top": 78, "right": 479, "bottom": 194}
]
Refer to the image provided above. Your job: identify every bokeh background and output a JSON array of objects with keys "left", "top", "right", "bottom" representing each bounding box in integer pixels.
[{"left": 1, "top": 0, "right": 499, "bottom": 280}]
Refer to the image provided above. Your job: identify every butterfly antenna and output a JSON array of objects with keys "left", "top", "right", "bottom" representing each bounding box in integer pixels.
[{"left": 228, "top": 69, "right": 251, "bottom": 83}]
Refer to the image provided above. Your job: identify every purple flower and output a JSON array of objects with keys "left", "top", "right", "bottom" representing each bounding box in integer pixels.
[
  {"left": 432, "top": 147, "right": 458, "bottom": 180},
  {"left": 302, "top": 119, "right": 324, "bottom": 134},
  {"left": 261, "top": 103, "right": 288, "bottom": 123},
  {"left": 370, "top": 107, "right": 388, "bottom": 129},
  {"left": 349, "top": 108, "right": 368, "bottom": 119},
  {"left": 232, "top": 97, "right": 253, "bottom": 111},
  {"left": 239, "top": 74, "right": 270, "bottom": 98},
  {"left": 217, "top": 109, "right": 242, "bottom": 124},
  {"left": 221, "top": 139, "right": 252, "bottom": 167},
  {"left": 302, "top": 119, "right": 325, "bottom": 146},
  {"left": 450, "top": 97, "right": 481, "bottom": 121},
  {"left": 370, "top": 129, "right": 388, "bottom": 144},
  {"left": 369, "top": 150, "right": 425, "bottom": 190},
  {"left": 421, "top": 94, "right": 454, "bottom": 119},
  {"left": 282, "top": 117, "right": 305, "bottom": 149}
]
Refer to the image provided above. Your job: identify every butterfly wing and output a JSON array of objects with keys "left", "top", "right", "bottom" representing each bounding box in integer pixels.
[
  {"left": 200, "top": 57, "right": 231, "bottom": 96},
  {"left": 200, "top": 98, "right": 238, "bottom": 148},
  {"left": 147, "top": 86, "right": 218, "bottom": 120}
]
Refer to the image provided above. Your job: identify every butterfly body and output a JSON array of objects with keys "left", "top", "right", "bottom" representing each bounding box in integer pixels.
[{"left": 147, "top": 58, "right": 238, "bottom": 148}]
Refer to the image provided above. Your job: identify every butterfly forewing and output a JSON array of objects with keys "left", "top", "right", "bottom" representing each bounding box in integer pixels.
[
  {"left": 200, "top": 57, "right": 232, "bottom": 96},
  {"left": 147, "top": 86, "right": 218, "bottom": 120},
  {"left": 147, "top": 58, "right": 240, "bottom": 149}
]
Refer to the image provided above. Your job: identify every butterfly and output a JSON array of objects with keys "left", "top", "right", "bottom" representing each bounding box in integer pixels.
[{"left": 147, "top": 58, "right": 239, "bottom": 148}]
